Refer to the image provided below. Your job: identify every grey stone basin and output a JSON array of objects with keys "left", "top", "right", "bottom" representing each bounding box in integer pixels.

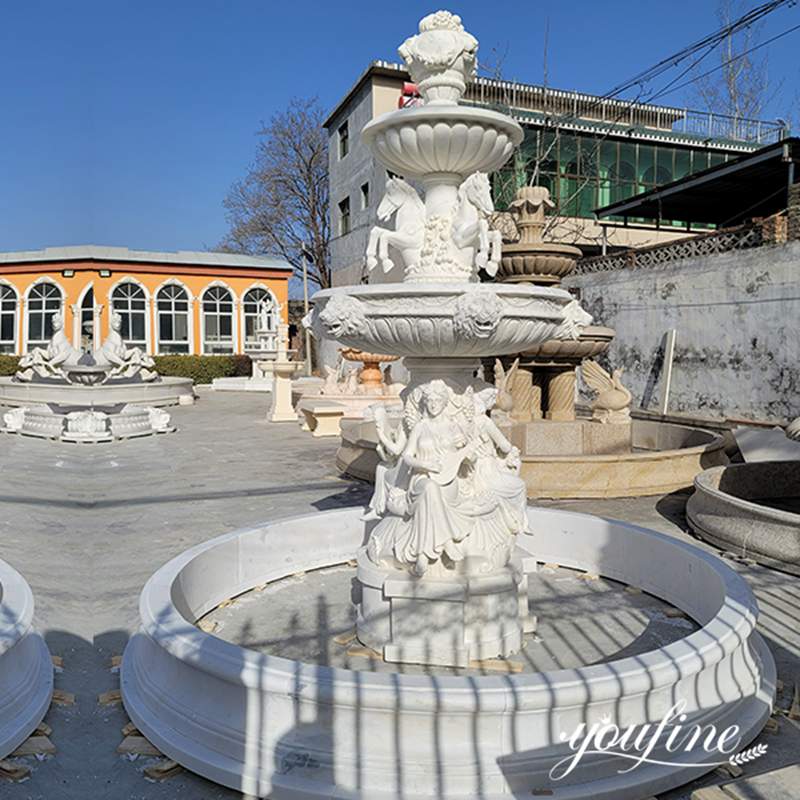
[{"left": 687, "top": 461, "right": 800, "bottom": 575}]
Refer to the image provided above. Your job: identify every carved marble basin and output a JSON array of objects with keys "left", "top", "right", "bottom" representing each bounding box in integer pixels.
[
  {"left": 339, "top": 348, "right": 399, "bottom": 364},
  {"left": 498, "top": 242, "right": 583, "bottom": 284},
  {"left": 361, "top": 105, "right": 523, "bottom": 180},
  {"left": 520, "top": 325, "right": 615, "bottom": 363},
  {"left": 310, "top": 283, "right": 588, "bottom": 359},
  {"left": 65, "top": 364, "right": 108, "bottom": 386}
]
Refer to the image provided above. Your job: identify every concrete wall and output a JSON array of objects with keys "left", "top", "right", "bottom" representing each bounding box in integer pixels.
[{"left": 565, "top": 242, "right": 800, "bottom": 422}]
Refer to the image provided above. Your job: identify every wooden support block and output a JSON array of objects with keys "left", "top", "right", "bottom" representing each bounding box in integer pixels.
[
  {"left": 0, "top": 759, "right": 31, "bottom": 781},
  {"left": 624, "top": 586, "right": 643, "bottom": 595},
  {"left": 764, "top": 717, "right": 780, "bottom": 733},
  {"left": 577, "top": 572, "right": 599, "bottom": 581},
  {"left": 690, "top": 789, "right": 731, "bottom": 800},
  {"left": 110, "top": 655, "right": 123, "bottom": 669},
  {"left": 716, "top": 762, "right": 744, "bottom": 778},
  {"left": 51, "top": 655, "right": 63, "bottom": 669},
  {"left": 51, "top": 689, "right": 75, "bottom": 706},
  {"left": 121, "top": 721, "right": 139, "bottom": 737},
  {"left": 117, "top": 735, "right": 161, "bottom": 757},
  {"left": 469, "top": 658, "right": 524, "bottom": 674},
  {"left": 530, "top": 791, "right": 554, "bottom": 797},
  {"left": 143, "top": 759, "right": 183, "bottom": 781},
  {"left": 666, "top": 608, "right": 688, "bottom": 618},
  {"left": 332, "top": 629, "right": 357, "bottom": 647},
  {"left": 346, "top": 559, "right": 357, "bottom": 568},
  {"left": 98, "top": 689, "right": 122, "bottom": 706},
  {"left": 345, "top": 644, "right": 380, "bottom": 660},
  {"left": 217, "top": 598, "right": 236, "bottom": 609},
  {"left": 789, "top": 681, "right": 800, "bottom": 721},
  {"left": 12, "top": 735, "right": 56, "bottom": 757},
  {"left": 253, "top": 582, "right": 269, "bottom": 592},
  {"left": 197, "top": 619, "right": 217, "bottom": 634},
  {"left": 542, "top": 562, "right": 559, "bottom": 571}
]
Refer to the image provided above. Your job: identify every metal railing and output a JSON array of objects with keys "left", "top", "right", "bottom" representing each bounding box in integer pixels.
[{"left": 575, "top": 222, "right": 766, "bottom": 274}]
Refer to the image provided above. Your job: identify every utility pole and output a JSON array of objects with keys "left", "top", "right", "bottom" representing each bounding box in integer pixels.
[{"left": 300, "top": 244, "right": 313, "bottom": 376}]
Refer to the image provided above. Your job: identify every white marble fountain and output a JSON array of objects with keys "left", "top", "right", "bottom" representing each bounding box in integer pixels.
[
  {"left": 0, "top": 311, "right": 188, "bottom": 442},
  {"left": 121, "top": 11, "right": 775, "bottom": 798}
]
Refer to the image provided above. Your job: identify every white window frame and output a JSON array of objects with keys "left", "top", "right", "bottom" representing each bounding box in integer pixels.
[
  {"left": 24, "top": 279, "right": 64, "bottom": 352},
  {"left": 155, "top": 280, "right": 193, "bottom": 355},
  {"left": 109, "top": 278, "right": 150, "bottom": 351},
  {"left": 0, "top": 281, "right": 19, "bottom": 355},
  {"left": 241, "top": 285, "right": 279, "bottom": 352},
  {"left": 200, "top": 283, "right": 237, "bottom": 355}
]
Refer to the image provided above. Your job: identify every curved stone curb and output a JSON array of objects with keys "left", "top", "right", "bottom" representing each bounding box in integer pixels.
[
  {"left": 687, "top": 461, "right": 800, "bottom": 576},
  {"left": 0, "top": 558, "right": 54, "bottom": 759},
  {"left": 0, "top": 376, "right": 194, "bottom": 408},
  {"left": 122, "top": 507, "right": 775, "bottom": 799}
]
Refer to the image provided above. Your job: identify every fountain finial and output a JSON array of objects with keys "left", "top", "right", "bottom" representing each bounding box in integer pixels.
[{"left": 398, "top": 10, "right": 477, "bottom": 105}]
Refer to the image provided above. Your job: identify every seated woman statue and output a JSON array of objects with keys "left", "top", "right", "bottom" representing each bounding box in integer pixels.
[
  {"left": 16, "top": 311, "right": 80, "bottom": 382},
  {"left": 93, "top": 312, "right": 157, "bottom": 382},
  {"left": 370, "top": 379, "right": 480, "bottom": 576}
]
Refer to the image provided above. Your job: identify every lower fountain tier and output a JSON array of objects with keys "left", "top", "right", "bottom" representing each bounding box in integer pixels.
[
  {"left": 121, "top": 505, "right": 775, "bottom": 800},
  {"left": 2, "top": 403, "right": 176, "bottom": 443},
  {"left": 356, "top": 547, "right": 535, "bottom": 668},
  {"left": 337, "top": 417, "right": 728, "bottom": 499},
  {"left": 0, "top": 557, "right": 53, "bottom": 760},
  {"left": 0, "top": 375, "right": 194, "bottom": 408}
]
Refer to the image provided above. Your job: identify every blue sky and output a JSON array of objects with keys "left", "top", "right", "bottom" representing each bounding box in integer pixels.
[{"left": 0, "top": 0, "right": 797, "bottom": 253}]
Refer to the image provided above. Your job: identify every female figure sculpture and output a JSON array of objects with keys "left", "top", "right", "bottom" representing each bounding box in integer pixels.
[{"left": 363, "top": 406, "right": 407, "bottom": 521}]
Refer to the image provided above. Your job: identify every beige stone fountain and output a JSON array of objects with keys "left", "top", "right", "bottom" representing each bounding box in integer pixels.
[{"left": 492, "top": 186, "right": 726, "bottom": 498}]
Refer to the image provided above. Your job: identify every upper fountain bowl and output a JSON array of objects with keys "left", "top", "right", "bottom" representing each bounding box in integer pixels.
[{"left": 361, "top": 105, "right": 523, "bottom": 181}]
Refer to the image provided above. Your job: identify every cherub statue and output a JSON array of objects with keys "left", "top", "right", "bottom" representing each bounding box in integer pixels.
[
  {"left": 16, "top": 311, "right": 81, "bottom": 382},
  {"left": 93, "top": 312, "right": 158, "bottom": 382},
  {"left": 320, "top": 355, "right": 343, "bottom": 395},
  {"left": 363, "top": 405, "right": 407, "bottom": 521},
  {"left": 582, "top": 360, "right": 632, "bottom": 424}
]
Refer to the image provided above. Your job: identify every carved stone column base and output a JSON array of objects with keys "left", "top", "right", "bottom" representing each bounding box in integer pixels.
[
  {"left": 545, "top": 367, "right": 576, "bottom": 422},
  {"left": 356, "top": 547, "right": 535, "bottom": 668}
]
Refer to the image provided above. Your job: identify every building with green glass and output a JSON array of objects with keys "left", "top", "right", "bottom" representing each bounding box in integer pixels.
[{"left": 325, "top": 62, "right": 787, "bottom": 284}]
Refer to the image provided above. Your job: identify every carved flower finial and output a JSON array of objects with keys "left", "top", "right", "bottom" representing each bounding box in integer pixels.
[{"left": 398, "top": 10, "right": 478, "bottom": 105}]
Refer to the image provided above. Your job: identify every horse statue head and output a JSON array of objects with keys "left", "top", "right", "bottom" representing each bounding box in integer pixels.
[
  {"left": 377, "top": 177, "right": 420, "bottom": 222},
  {"left": 458, "top": 172, "right": 494, "bottom": 218}
]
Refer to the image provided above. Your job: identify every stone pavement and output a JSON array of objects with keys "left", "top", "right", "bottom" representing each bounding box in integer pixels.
[{"left": 0, "top": 388, "right": 797, "bottom": 799}]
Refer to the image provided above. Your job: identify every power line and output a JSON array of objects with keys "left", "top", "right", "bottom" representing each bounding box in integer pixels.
[{"left": 647, "top": 21, "right": 800, "bottom": 104}]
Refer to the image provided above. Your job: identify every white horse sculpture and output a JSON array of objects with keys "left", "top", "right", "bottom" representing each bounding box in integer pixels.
[
  {"left": 452, "top": 172, "right": 501, "bottom": 278},
  {"left": 366, "top": 178, "right": 425, "bottom": 275}
]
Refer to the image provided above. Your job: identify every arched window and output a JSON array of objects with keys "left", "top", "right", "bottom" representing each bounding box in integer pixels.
[
  {"left": 27, "top": 282, "right": 62, "bottom": 349},
  {"left": 242, "top": 288, "right": 277, "bottom": 351},
  {"left": 0, "top": 285, "right": 18, "bottom": 354},
  {"left": 156, "top": 284, "right": 190, "bottom": 354},
  {"left": 202, "top": 286, "right": 234, "bottom": 354},
  {"left": 111, "top": 282, "right": 147, "bottom": 348}
]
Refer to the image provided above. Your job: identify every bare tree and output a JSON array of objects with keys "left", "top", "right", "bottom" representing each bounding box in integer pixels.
[
  {"left": 692, "top": 0, "right": 776, "bottom": 121},
  {"left": 220, "top": 97, "right": 331, "bottom": 289}
]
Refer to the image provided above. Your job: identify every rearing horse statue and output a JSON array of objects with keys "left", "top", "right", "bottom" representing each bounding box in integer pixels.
[
  {"left": 366, "top": 178, "right": 425, "bottom": 276},
  {"left": 451, "top": 172, "right": 501, "bottom": 279}
]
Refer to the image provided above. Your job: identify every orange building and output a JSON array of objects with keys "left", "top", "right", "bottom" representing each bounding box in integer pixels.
[{"left": 0, "top": 246, "right": 292, "bottom": 356}]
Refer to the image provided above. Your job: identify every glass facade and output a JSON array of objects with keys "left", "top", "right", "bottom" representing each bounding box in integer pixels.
[{"left": 493, "top": 128, "right": 733, "bottom": 225}]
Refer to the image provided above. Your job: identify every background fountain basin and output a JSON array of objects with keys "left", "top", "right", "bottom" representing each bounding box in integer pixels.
[
  {"left": 121, "top": 507, "right": 774, "bottom": 800},
  {"left": 0, "top": 557, "right": 53, "bottom": 759},
  {"left": 361, "top": 105, "right": 523, "bottom": 179},
  {"left": 687, "top": 461, "right": 800, "bottom": 576},
  {"left": 0, "top": 375, "right": 194, "bottom": 408},
  {"left": 310, "top": 283, "right": 578, "bottom": 358}
]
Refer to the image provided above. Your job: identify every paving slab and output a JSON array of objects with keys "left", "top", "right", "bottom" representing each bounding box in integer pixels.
[{"left": 0, "top": 388, "right": 797, "bottom": 799}]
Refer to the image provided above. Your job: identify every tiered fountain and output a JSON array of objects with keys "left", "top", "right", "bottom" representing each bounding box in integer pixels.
[
  {"left": 0, "top": 311, "right": 187, "bottom": 442},
  {"left": 487, "top": 185, "right": 727, "bottom": 499},
  {"left": 121, "top": 12, "right": 774, "bottom": 799}
]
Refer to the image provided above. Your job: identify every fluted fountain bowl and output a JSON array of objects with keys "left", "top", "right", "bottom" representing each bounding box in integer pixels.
[
  {"left": 498, "top": 241, "right": 583, "bottom": 284},
  {"left": 65, "top": 364, "right": 109, "bottom": 386},
  {"left": 310, "top": 283, "right": 587, "bottom": 359},
  {"left": 361, "top": 105, "right": 523, "bottom": 180},
  {"left": 521, "top": 325, "right": 615, "bottom": 363}
]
